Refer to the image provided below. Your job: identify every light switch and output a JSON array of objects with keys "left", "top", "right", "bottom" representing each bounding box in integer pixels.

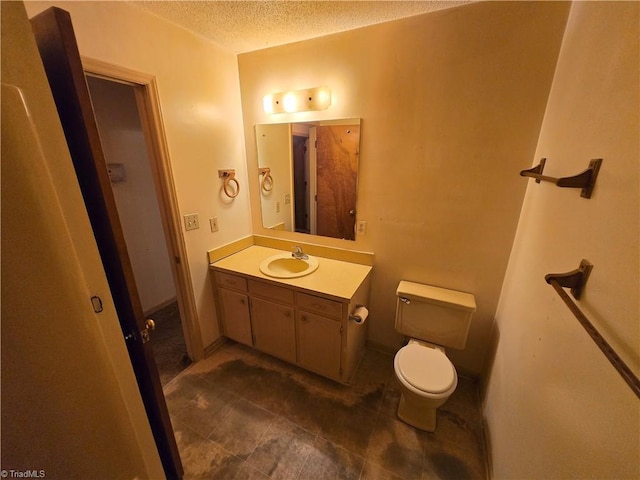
[{"left": 184, "top": 213, "right": 199, "bottom": 231}]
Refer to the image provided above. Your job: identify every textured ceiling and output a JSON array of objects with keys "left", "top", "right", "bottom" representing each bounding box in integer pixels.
[{"left": 132, "top": 1, "right": 471, "bottom": 53}]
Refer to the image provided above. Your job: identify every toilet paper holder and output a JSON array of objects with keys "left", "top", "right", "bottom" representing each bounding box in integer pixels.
[{"left": 349, "top": 304, "right": 368, "bottom": 323}]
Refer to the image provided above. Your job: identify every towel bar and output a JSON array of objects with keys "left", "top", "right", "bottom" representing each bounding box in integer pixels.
[
  {"left": 520, "top": 158, "right": 602, "bottom": 198},
  {"left": 545, "top": 261, "right": 640, "bottom": 398}
]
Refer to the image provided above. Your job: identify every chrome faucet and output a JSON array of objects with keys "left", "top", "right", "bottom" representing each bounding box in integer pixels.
[{"left": 292, "top": 245, "right": 308, "bottom": 260}]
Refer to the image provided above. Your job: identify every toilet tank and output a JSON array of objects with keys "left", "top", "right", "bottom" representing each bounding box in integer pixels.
[{"left": 395, "top": 281, "right": 476, "bottom": 349}]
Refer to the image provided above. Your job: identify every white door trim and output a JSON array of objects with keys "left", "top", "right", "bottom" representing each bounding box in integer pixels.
[{"left": 82, "top": 56, "right": 204, "bottom": 361}]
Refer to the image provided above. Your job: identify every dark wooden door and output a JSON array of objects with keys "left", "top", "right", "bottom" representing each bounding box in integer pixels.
[
  {"left": 316, "top": 125, "right": 359, "bottom": 240},
  {"left": 30, "top": 8, "right": 182, "bottom": 479}
]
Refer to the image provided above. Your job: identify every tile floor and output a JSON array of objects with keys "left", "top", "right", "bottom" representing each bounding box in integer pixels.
[{"left": 163, "top": 341, "right": 488, "bottom": 480}]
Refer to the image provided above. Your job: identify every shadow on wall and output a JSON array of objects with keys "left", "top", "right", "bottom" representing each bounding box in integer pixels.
[{"left": 480, "top": 322, "right": 500, "bottom": 401}]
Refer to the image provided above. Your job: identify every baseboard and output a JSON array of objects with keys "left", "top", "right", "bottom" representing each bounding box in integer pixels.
[
  {"left": 481, "top": 412, "right": 493, "bottom": 479},
  {"left": 203, "top": 336, "right": 228, "bottom": 357},
  {"left": 365, "top": 340, "right": 397, "bottom": 356},
  {"left": 143, "top": 297, "right": 177, "bottom": 318},
  {"left": 455, "top": 365, "right": 481, "bottom": 382},
  {"left": 479, "top": 376, "right": 493, "bottom": 479}
]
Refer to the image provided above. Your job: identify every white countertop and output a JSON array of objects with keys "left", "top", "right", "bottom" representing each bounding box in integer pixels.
[{"left": 210, "top": 245, "right": 372, "bottom": 301}]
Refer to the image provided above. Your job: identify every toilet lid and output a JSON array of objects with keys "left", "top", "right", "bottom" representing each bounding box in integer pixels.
[{"left": 396, "top": 344, "right": 455, "bottom": 393}]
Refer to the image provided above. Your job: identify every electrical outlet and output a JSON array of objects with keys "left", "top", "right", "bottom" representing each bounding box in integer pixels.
[
  {"left": 210, "top": 217, "right": 219, "bottom": 232},
  {"left": 284, "top": 193, "right": 291, "bottom": 205},
  {"left": 356, "top": 220, "right": 366, "bottom": 235},
  {"left": 184, "top": 213, "right": 199, "bottom": 231}
]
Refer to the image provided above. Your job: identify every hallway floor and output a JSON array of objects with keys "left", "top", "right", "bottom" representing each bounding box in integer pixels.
[
  {"left": 149, "top": 301, "right": 191, "bottom": 386},
  {"left": 163, "top": 341, "right": 488, "bottom": 479}
]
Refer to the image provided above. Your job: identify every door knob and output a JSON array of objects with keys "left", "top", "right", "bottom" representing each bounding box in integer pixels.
[{"left": 145, "top": 319, "right": 156, "bottom": 331}]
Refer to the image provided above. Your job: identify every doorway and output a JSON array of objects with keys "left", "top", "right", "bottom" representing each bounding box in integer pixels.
[
  {"left": 83, "top": 59, "right": 204, "bottom": 380},
  {"left": 292, "top": 135, "right": 309, "bottom": 233},
  {"left": 86, "top": 76, "right": 188, "bottom": 384}
]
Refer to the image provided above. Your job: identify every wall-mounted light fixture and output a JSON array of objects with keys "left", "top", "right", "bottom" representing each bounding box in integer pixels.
[{"left": 263, "top": 86, "right": 331, "bottom": 114}]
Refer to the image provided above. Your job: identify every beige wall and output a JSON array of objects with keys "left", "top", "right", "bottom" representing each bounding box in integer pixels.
[
  {"left": 25, "top": 1, "right": 251, "bottom": 348},
  {"left": 239, "top": 1, "right": 571, "bottom": 374},
  {"left": 255, "top": 123, "right": 294, "bottom": 230},
  {"left": 1, "top": 3, "right": 164, "bottom": 477},
  {"left": 484, "top": 2, "right": 639, "bottom": 478}
]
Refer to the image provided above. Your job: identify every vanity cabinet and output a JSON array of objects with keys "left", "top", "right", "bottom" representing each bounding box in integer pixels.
[
  {"left": 247, "top": 279, "right": 296, "bottom": 363},
  {"left": 214, "top": 272, "right": 252, "bottom": 346},
  {"left": 210, "top": 245, "right": 372, "bottom": 384},
  {"left": 249, "top": 297, "right": 296, "bottom": 363},
  {"left": 296, "top": 292, "right": 344, "bottom": 379},
  {"left": 297, "top": 310, "right": 342, "bottom": 379}
]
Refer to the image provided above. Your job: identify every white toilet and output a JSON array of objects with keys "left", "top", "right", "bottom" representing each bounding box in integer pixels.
[{"left": 393, "top": 280, "right": 476, "bottom": 432}]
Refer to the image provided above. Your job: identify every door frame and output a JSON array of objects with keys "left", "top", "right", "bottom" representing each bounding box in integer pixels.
[
  {"left": 309, "top": 127, "right": 318, "bottom": 235},
  {"left": 83, "top": 57, "right": 203, "bottom": 361}
]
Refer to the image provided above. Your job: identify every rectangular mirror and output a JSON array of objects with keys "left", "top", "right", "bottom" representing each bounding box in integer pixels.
[{"left": 255, "top": 118, "right": 361, "bottom": 241}]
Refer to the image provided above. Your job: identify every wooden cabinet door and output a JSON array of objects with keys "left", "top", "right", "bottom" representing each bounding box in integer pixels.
[
  {"left": 251, "top": 297, "right": 296, "bottom": 363},
  {"left": 218, "top": 288, "right": 252, "bottom": 346},
  {"left": 297, "top": 311, "right": 342, "bottom": 379}
]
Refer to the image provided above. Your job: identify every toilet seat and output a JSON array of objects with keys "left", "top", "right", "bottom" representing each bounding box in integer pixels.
[{"left": 395, "top": 343, "right": 455, "bottom": 394}]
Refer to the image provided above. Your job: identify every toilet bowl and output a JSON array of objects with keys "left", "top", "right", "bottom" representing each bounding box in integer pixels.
[{"left": 393, "top": 339, "right": 458, "bottom": 432}]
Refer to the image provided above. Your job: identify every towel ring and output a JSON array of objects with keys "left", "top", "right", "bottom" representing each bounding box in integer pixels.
[
  {"left": 259, "top": 167, "right": 273, "bottom": 193},
  {"left": 219, "top": 169, "right": 240, "bottom": 199},
  {"left": 224, "top": 175, "right": 240, "bottom": 198}
]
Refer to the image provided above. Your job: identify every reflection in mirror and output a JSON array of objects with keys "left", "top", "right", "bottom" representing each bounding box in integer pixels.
[{"left": 255, "top": 118, "right": 361, "bottom": 241}]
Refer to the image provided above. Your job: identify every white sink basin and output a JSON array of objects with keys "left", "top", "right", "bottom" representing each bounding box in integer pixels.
[{"left": 259, "top": 253, "right": 319, "bottom": 279}]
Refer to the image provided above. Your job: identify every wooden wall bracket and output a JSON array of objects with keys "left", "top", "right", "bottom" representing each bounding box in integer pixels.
[
  {"left": 545, "top": 259, "right": 593, "bottom": 300},
  {"left": 520, "top": 158, "right": 602, "bottom": 198}
]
